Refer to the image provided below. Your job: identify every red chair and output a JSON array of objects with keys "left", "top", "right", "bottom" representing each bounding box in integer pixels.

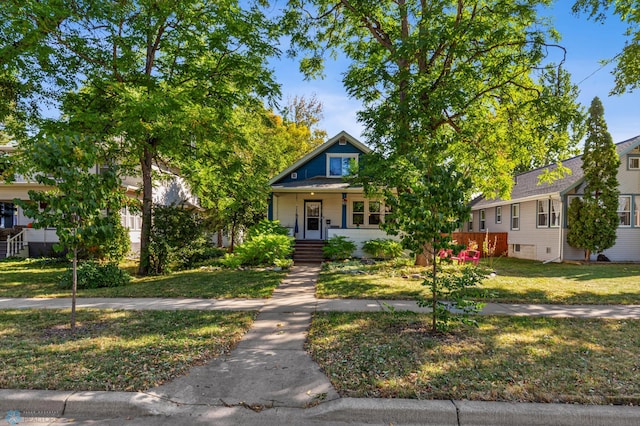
[
  {"left": 463, "top": 250, "right": 480, "bottom": 265},
  {"left": 451, "top": 250, "right": 467, "bottom": 264}
]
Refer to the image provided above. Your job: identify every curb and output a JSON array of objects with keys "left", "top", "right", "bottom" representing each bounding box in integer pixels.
[
  {"left": 0, "top": 389, "right": 159, "bottom": 419},
  {"left": 2, "top": 391, "right": 639, "bottom": 425},
  {"left": 307, "top": 398, "right": 640, "bottom": 426}
]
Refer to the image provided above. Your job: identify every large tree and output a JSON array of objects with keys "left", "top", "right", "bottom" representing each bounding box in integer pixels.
[
  {"left": 286, "top": 0, "right": 584, "bottom": 331},
  {"left": 1, "top": 0, "right": 281, "bottom": 275},
  {"left": 182, "top": 103, "right": 325, "bottom": 250},
  {"left": 567, "top": 97, "right": 620, "bottom": 261},
  {"left": 573, "top": 0, "right": 640, "bottom": 94},
  {"left": 287, "top": 0, "right": 584, "bottom": 196}
]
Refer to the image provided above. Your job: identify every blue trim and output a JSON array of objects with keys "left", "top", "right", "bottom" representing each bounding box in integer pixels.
[
  {"left": 341, "top": 193, "right": 347, "bottom": 228},
  {"left": 267, "top": 194, "right": 273, "bottom": 221}
]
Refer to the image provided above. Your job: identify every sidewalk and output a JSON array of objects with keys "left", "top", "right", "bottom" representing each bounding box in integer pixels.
[
  {"left": 1, "top": 264, "right": 639, "bottom": 425},
  {"left": 2, "top": 297, "right": 639, "bottom": 319}
]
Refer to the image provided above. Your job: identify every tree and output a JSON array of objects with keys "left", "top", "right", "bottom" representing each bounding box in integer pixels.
[
  {"left": 181, "top": 103, "right": 325, "bottom": 250},
  {"left": 15, "top": 134, "right": 126, "bottom": 330},
  {"left": 287, "top": 0, "right": 584, "bottom": 332},
  {"left": 281, "top": 94, "right": 327, "bottom": 150},
  {"left": 1, "top": 0, "right": 282, "bottom": 275},
  {"left": 573, "top": 0, "right": 640, "bottom": 94},
  {"left": 567, "top": 97, "right": 620, "bottom": 261}
]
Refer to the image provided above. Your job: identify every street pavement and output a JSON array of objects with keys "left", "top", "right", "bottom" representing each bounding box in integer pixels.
[{"left": 1, "top": 264, "right": 639, "bottom": 425}]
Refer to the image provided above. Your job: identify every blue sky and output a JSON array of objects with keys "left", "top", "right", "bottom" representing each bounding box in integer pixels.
[{"left": 270, "top": 2, "right": 639, "bottom": 145}]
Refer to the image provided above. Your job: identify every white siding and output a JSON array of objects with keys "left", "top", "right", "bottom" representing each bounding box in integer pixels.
[
  {"left": 504, "top": 200, "right": 563, "bottom": 262},
  {"left": 328, "top": 228, "right": 400, "bottom": 258}
]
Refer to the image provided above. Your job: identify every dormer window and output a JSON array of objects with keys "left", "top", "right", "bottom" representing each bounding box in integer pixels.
[{"left": 327, "top": 153, "right": 358, "bottom": 177}]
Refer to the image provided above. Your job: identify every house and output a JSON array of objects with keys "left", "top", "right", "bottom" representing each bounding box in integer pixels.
[
  {"left": 268, "top": 131, "right": 394, "bottom": 257},
  {"left": 470, "top": 135, "right": 640, "bottom": 262},
  {"left": 0, "top": 143, "right": 196, "bottom": 258}
]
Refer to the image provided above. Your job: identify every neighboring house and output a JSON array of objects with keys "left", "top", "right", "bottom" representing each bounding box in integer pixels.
[
  {"left": 269, "top": 131, "right": 394, "bottom": 257},
  {"left": 0, "top": 144, "right": 196, "bottom": 258},
  {"left": 470, "top": 135, "right": 640, "bottom": 262}
]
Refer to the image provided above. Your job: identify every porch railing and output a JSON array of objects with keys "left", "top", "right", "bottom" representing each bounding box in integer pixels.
[{"left": 7, "top": 229, "right": 27, "bottom": 258}]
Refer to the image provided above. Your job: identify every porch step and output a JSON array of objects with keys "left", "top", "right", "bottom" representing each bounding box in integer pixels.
[{"left": 293, "top": 240, "right": 326, "bottom": 264}]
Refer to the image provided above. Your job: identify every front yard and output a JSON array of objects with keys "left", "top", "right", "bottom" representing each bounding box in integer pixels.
[
  {"left": 0, "top": 309, "right": 254, "bottom": 391},
  {"left": 307, "top": 311, "right": 640, "bottom": 405},
  {"left": 0, "top": 258, "right": 285, "bottom": 298},
  {"left": 316, "top": 258, "right": 640, "bottom": 304}
]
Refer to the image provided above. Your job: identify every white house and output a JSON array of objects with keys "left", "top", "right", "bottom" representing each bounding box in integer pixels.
[
  {"left": 0, "top": 144, "right": 196, "bottom": 258},
  {"left": 470, "top": 135, "right": 640, "bottom": 262}
]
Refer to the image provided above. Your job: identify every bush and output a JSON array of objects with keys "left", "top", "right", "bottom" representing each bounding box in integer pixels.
[
  {"left": 362, "top": 238, "right": 404, "bottom": 260},
  {"left": 59, "top": 261, "right": 131, "bottom": 289},
  {"left": 234, "top": 234, "right": 293, "bottom": 266},
  {"left": 148, "top": 204, "right": 221, "bottom": 274},
  {"left": 322, "top": 236, "right": 356, "bottom": 260},
  {"left": 95, "top": 221, "right": 131, "bottom": 262},
  {"left": 247, "top": 219, "right": 290, "bottom": 239}
]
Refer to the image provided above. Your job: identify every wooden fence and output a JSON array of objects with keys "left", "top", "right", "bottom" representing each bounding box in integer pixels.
[{"left": 452, "top": 232, "right": 509, "bottom": 257}]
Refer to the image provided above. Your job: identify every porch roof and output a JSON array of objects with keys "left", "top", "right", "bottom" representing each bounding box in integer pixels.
[{"left": 270, "top": 177, "right": 363, "bottom": 193}]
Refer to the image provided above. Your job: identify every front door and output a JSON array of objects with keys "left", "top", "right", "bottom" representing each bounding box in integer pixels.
[
  {"left": 304, "top": 201, "right": 322, "bottom": 240},
  {"left": 0, "top": 202, "right": 14, "bottom": 229}
]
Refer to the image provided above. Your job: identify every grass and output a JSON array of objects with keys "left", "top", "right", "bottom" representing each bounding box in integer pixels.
[
  {"left": 316, "top": 258, "right": 640, "bottom": 304},
  {"left": 0, "top": 258, "right": 285, "bottom": 298},
  {"left": 307, "top": 311, "right": 640, "bottom": 405},
  {"left": 0, "top": 309, "right": 254, "bottom": 391}
]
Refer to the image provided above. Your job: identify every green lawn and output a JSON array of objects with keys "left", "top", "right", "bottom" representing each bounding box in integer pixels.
[
  {"left": 316, "top": 258, "right": 640, "bottom": 304},
  {"left": 0, "top": 309, "right": 254, "bottom": 391},
  {"left": 0, "top": 258, "right": 285, "bottom": 298},
  {"left": 307, "top": 312, "right": 640, "bottom": 405}
]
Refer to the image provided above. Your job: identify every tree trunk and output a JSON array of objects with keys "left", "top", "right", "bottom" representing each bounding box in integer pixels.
[
  {"left": 71, "top": 246, "right": 77, "bottom": 331},
  {"left": 585, "top": 249, "right": 591, "bottom": 263},
  {"left": 138, "top": 144, "right": 154, "bottom": 276},
  {"left": 431, "top": 255, "right": 437, "bottom": 333}
]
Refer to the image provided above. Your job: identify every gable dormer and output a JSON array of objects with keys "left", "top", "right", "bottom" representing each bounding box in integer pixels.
[{"left": 269, "top": 131, "right": 371, "bottom": 185}]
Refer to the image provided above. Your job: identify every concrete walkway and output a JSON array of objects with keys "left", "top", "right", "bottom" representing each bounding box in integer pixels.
[
  {"left": 2, "top": 297, "right": 639, "bottom": 319},
  {"left": 146, "top": 264, "right": 339, "bottom": 409},
  {"left": 1, "top": 264, "right": 640, "bottom": 425}
]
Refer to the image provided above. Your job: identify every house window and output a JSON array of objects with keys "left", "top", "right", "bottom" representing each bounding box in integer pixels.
[
  {"left": 495, "top": 206, "right": 502, "bottom": 224},
  {"left": 618, "top": 196, "right": 631, "bottom": 227},
  {"left": 537, "top": 200, "right": 549, "bottom": 227},
  {"left": 327, "top": 154, "right": 358, "bottom": 177},
  {"left": 368, "top": 201, "right": 381, "bottom": 225},
  {"left": 352, "top": 201, "right": 364, "bottom": 225},
  {"left": 121, "top": 207, "right": 142, "bottom": 230},
  {"left": 511, "top": 203, "right": 520, "bottom": 230},
  {"left": 628, "top": 156, "right": 640, "bottom": 170},
  {"left": 351, "top": 200, "right": 385, "bottom": 227},
  {"left": 550, "top": 199, "right": 561, "bottom": 228},
  {"left": 468, "top": 213, "right": 473, "bottom": 231},
  {"left": 479, "top": 209, "right": 486, "bottom": 231},
  {"left": 635, "top": 197, "right": 640, "bottom": 227}
]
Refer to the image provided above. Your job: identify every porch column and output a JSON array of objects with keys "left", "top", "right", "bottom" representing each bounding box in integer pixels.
[
  {"left": 341, "top": 193, "right": 347, "bottom": 228},
  {"left": 268, "top": 193, "right": 274, "bottom": 221}
]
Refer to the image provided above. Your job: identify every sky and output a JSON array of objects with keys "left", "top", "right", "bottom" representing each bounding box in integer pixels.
[{"left": 269, "top": 2, "right": 639, "bottom": 145}]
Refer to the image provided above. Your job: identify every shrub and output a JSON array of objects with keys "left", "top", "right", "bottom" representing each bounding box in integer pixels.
[
  {"left": 95, "top": 221, "right": 131, "bottom": 262},
  {"left": 148, "top": 204, "right": 221, "bottom": 274},
  {"left": 362, "top": 238, "right": 403, "bottom": 260},
  {"left": 322, "top": 236, "right": 356, "bottom": 260},
  {"left": 234, "top": 234, "right": 293, "bottom": 266},
  {"left": 220, "top": 253, "right": 242, "bottom": 269},
  {"left": 247, "top": 219, "right": 290, "bottom": 239},
  {"left": 59, "top": 261, "right": 131, "bottom": 289}
]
